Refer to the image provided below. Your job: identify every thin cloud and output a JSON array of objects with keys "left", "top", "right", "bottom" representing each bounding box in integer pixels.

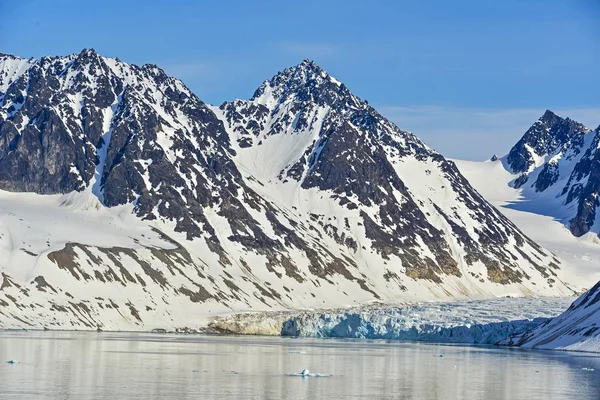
[
  {"left": 158, "top": 60, "right": 243, "bottom": 101},
  {"left": 277, "top": 41, "right": 341, "bottom": 58},
  {"left": 377, "top": 105, "right": 600, "bottom": 161},
  {"left": 160, "top": 62, "right": 215, "bottom": 80}
]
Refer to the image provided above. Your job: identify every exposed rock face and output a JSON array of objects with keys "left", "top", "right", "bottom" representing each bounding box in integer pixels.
[
  {"left": 217, "top": 60, "right": 566, "bottom": 289},
  {"left": 568, "top": 130, "right": 600, "bottom": 236},
  {"left": 0, "top": 49, "right": 241, "bottom": 242},
  {"left": 507, "top": 110, "right": 588, "bottom": 175},
  {"left": 0, "top": 51, "right": 576, "bottom": 330},
  {"left": 503, "top": 110, "right": 600, "bottom": 237}
]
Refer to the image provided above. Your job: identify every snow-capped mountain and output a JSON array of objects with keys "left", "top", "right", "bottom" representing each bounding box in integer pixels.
[
  {"left": 517, "top": 280, "right": 600, "bottom": 352},
  {"left": 0, "top": 50, "right": 577, "bottom": 330},
  {"left": 504, "top": 110, "right": 600, "bottom": 238},
  {"left": 453, "top": 111, "right": 600, "bottom": 296},
  {"left": 217, "top": 62, "right": 574, "bottom": 292}
]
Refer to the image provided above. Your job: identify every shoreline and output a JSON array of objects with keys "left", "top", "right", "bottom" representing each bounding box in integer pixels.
[{"left": 3, "top": 296, "right": 591, "bottom": 353}]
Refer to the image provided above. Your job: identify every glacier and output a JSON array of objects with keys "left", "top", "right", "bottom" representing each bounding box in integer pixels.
[{"left": 211, "top": 297, "right": 574, "bottom": 345}]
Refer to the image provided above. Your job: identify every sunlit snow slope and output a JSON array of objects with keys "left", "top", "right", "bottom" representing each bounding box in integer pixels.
[
  {"left": 0, "top": 51, "right": 581, "bottom": 330},
  {"left": 518, "top": 283, "right": 600, "bottom": 352},
  {"left": 454, "top": 159, "right": 600, "bottom": 290},
  {"left": 454, "top": 111, "right": 600, "bottom": 289},
  {"left": 454, "top": 111, "right": 600, "bottom": 352}
]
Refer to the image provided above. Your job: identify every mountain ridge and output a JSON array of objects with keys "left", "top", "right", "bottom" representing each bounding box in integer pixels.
[
  {"left": 0, "top": 49, "right": 578, "bottom": 330},
  {"left": 499, "top": 109, "right": 600, "bottom": 238}
]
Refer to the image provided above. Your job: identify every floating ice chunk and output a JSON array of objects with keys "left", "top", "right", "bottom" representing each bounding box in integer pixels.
[
  {"left": 286, "top": 368, "right": 330, "bottom": 377},
  {"left": 6, "top": 360, "right": 18, "bottom": 364},
  {"left": 582, "top": 368, "right": 595, "bottom": 371}
]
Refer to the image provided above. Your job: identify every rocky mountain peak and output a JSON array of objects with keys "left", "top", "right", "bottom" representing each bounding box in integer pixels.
[
  {"left": 500, "top": 110, "right": 600, "bottom": 238},
  {"left": 250, "top": 59, "right": 359, "bottom": 110},
  {"left": 535, "top": 110, "right": 586, "bottom": 138},
  {"left": 298, "top": 58, "right": 320, "bottom": 70},
  {"left": 507, "top": 110, "right": 590, "bottom": 174},
  {"left": 70, "top": 48, "right": 109, "bottom": 72},
  {"left": 0, "top": 50, "right": 576, "bottom": 331},
  {"left": 539, "top": 109, "right": 561, "bottom": 125},
  {"left": 76, "top": 47, "right": 99, "bottom": 59},
  {"left": 215, "top": 59, "right": 567, "bottom": 293},
  {"left": 0, "top": 54, "right": 35, "bottom": 96},
  {"left": 0, "top": 52, "right": 22, "bottom": 62}
]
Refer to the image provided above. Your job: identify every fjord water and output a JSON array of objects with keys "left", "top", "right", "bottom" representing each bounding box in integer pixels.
[{"left": 1, "top": 332, "right": 599, "bottom": 399}]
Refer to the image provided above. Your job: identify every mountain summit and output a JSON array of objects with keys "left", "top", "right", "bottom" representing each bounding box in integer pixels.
[
  {"left": 0, "top": 51, "right": 576, "bottom": 330},
  {"left": 251, "top": 59, "right": 350, "bottom": 107},
  {"left": 218, "top": 60, "right": 572, "bottom": 290},
  {"left": 502, "top": 110, "right": 600, "bottom": 237},
  {"left": 506, "top": 110, "right": 589, "bottom": 176}
]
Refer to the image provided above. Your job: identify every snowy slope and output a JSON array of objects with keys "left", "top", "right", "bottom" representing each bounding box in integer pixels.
[
  {"left": 0, "top": 51, "right": 584, "bottom": 330},
  {"left": 501, "top": 111, "right": 600, "bottom": 239},
  {"left": 0, "top": 50, "right": 389, "bottom": 330},
  {"left": 453, "top": 111, "right": 600, "bottom": 353},
  {"left": 454, "top": 158, "right": 600, "bottom": 290},
  {"left": 518, "top": 283, "right": 600, "bottom": 352},
  {"left": 215, "top": 60, "right": 576, "bottom": 296}
]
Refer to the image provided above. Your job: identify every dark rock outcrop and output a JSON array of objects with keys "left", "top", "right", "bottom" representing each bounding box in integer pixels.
[{"left": 503, "top": 109, "right": 600, "bottom": 237}]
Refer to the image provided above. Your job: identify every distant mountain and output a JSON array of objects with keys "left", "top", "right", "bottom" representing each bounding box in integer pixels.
[
  {"left": 503, "top": 110, "right": 600, "bottom": 238},
  {"left": 518, "top": 280, "right": 600, "bottom": 352},
  {"left": 0, "top": 50, "right": 575, "bottom": 330}
]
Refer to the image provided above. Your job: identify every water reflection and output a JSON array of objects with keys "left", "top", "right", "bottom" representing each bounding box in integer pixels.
[{"left": 0, "top": 332, "right": 598, "bottom": 399}]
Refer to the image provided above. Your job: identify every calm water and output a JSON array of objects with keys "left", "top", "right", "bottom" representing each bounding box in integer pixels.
[{"left": 0, "top": 331, "right": 599, "bottom": 399}]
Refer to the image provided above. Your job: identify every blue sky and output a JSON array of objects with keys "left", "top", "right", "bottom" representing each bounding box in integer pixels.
[{"left": 1, "top": 0, "right": 598, "bottom": 160}]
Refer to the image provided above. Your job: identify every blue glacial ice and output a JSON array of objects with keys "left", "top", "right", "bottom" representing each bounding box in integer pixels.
[{"left": 280, "top": 297, "right": 574, "bottom": 345}]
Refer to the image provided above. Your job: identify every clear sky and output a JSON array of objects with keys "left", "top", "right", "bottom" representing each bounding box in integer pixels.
[{"left": 2, "top": 0, "right": 599, "bottom": 160}]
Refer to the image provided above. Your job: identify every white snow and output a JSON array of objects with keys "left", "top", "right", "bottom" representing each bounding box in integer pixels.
[
  {"left": 286, "top": 368, "right": 330, "bottom": 377},
  {"left": 0, "top": 55, "right": 33, "bottom": 95},
  {"left": 454, "top": 158, "right": 600, "bottom": 290},
  {"left": 517, "top": 283, "right": 600, "bottom": 353},
  {"left": 0, "top": 189, "right": 171, "bottom": 280},
  {"left": 453, "top": 155, "right": 600, "bottom": 353},
  {"left": 91, "top": 98, "right": 120, "bottom": 201},
  {"left": 0, "top": 50, "right": 594, "bottom": 334}
]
